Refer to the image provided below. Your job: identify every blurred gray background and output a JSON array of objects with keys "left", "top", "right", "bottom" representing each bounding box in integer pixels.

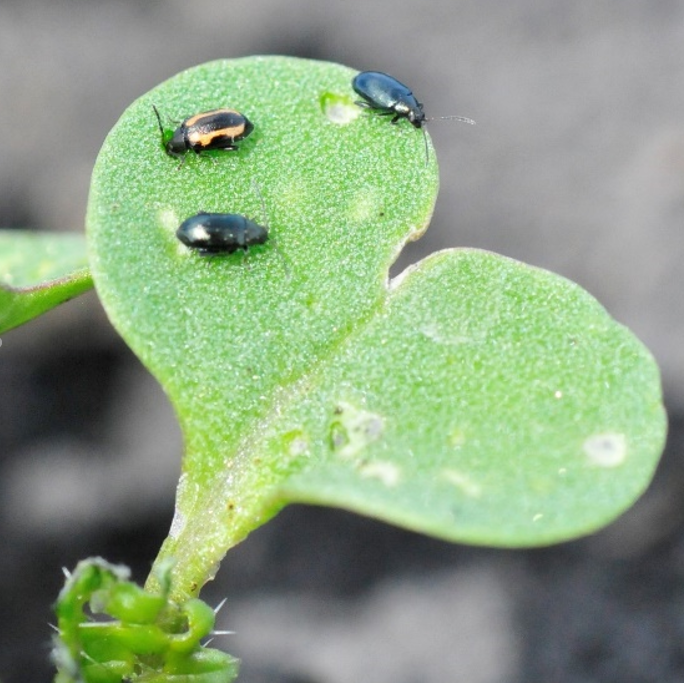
[{"left": 1, "top": 1, "right": 683, "bottom": 682}]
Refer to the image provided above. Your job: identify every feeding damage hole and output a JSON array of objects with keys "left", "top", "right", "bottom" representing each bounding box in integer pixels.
[
  {"left": 329, "top": 401, "right": 384, "bottom": 459},
  {"left": 320, "top": 92, "right": 360, "bottom": 125},
  {"left": 583, "top": 432, "right": 627, "bottom": 468}
]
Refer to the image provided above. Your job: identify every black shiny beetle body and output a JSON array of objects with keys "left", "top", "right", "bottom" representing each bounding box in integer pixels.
[
  {"left": 352, "top": 70, "right": 475, "bottom": 163},
  {"left": 153, "top": 105, "right": 253, "bottom": 162},
  {"left": 176, "top": 213, "right": 268, "bottom": 256},
  {"left": 352, "top": 71, "right": 425, "bottom": 128}
]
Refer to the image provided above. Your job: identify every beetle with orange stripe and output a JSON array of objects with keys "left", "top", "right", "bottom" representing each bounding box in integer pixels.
[{"left": 153, "top": 105, "right": 253, "bottom": 167}]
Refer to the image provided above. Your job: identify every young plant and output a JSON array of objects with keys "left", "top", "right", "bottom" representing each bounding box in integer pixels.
[{"left": 0, "top": 56, "right": 667, "bottom": 682}]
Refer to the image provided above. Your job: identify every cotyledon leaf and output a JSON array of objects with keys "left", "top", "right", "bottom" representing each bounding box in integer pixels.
[
  {"left": 0, "top": 230, "right": 92, "bottom": 333},
  {"left": 86, "top": 56, "right": 666, "bottom": 601}
]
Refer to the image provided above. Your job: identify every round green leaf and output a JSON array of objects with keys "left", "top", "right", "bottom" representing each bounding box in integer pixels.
[
  {"left": 275, "top": 248, "right": 666, "bottom": 545},
  {"left": 0, "top": 230, "right": 92, "bottom": 333},
  {"left": 87, "top": 56, "right": 665, "bottom": 600}
]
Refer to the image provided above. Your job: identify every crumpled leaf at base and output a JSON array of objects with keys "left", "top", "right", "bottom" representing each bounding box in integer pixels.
[{"left": 52, "top": 557, "right": 239, "bottom": 683}]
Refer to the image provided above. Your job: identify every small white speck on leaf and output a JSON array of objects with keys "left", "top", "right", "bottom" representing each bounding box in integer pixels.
[
  {"left": 583, "top": 433, "right": 627, "bottom": 468},
  {"left": 359, "top": 460, "right": 401, "bottom": 487},
  {"left": 441, "top": 469, "right": 482, "bottom": 498},
  {"left": 330, "top": 402, "right": 385, "bottom": 459},
  {"left": 288, "top": 434, "right": 310, "bottom": 457}
]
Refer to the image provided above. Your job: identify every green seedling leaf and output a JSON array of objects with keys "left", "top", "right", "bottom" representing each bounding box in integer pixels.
[
  {"left": 0, "top": 230, "right": 92, "bottom": 333},
  {"left": 87, "top": 56, "right": 666, "bottom": 602}
]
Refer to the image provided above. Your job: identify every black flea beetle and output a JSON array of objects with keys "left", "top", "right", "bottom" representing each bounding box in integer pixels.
[
  {"left": 153, "top": 105, "right": 253, "bottom": 166},
  {"left": 176, "top": 184, "right": 291, "bottom": 276},
  {"left": 352, "top": 71, "right": 474, "bottom": 162},
  {"left": 176, "top": 213, "right": 268, "bottom": 256}
]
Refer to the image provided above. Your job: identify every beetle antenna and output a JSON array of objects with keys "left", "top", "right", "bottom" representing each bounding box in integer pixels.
[
  {"left": 152, "top": 104, "right": 165, "bottom": 138},
  {"left": 422, "top": 115, "right": 474, "bottom": 166},
  {"left": 427, "top": 115, "right": 476, "bottom": 125}
]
